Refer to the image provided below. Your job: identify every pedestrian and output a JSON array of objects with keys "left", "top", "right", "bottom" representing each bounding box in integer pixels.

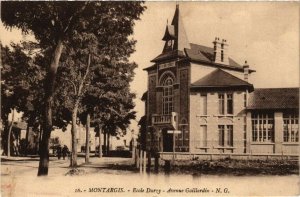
[
  {"left": 62, "top": 145, "right": 69, "bottom": 160},
  {"left": 57, "top": 145, "right": 62, "bottom": 160}
]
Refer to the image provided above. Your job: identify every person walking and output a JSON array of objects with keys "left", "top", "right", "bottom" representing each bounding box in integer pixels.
[
  {"left": 57, "top": 145, "right": 62, "bottom": 160},
  {"left": 62, "top": 145, "right": 69, "bottom": 160}
]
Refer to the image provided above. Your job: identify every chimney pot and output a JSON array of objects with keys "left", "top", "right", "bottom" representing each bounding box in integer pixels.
[
  {"left": 213, "top": 38, "right": 229, "bottom": 64},
  {"left": 243, "top": 60, "right": 249, "bottom": 82}
]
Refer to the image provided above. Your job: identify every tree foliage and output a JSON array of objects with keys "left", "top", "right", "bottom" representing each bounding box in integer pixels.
[{"left": 1, "top": 1, "right": 145, "bottom": 175}]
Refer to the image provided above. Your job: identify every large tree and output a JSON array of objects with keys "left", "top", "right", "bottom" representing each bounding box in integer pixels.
[
  {"left": 54, "top": 32, "right": 98, "bottom": 167},
  {"left": 1, "top": 1, "right": 145, "bottom": 176},
  {"left": 89, "top": 61, "right": 137, "bottom": 155},
  {"left": 1, "top": 43, "right": 44, "bottom": 157}
]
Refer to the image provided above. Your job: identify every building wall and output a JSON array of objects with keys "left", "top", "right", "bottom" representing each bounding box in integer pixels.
[
  {"left": 246, "top": 111, "right": 299, "bottom": 154},
  {"left": 146, "top": 60, "right": 191, "bottom": 152},
  {"left": 146, "top": 62, "right": 298, "bottom": 156},
  {"left": 189, "top": 90, "right": 246, "bottom": 154}
]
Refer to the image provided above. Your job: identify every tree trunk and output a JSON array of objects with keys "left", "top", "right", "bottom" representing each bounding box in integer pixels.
[
  {"left": 70, "top": 103, "right": 79, "bottom": 167},
  {"left": 38, "top": 39, "right": 64, "bottom": 176},
  {"left": 7, "top": 109, "right": 15, "bottom": 158},
  {"left": 37, "top": 126, "right": 42, "bottom": 154},
  {"left": 107, "top": 133, "right": 110, "bottom": 156},
  {"left": 98, "top": 127, "right": 102, "bottom": 158},
  {"left": 70, "top": 54, "right": 91, "bottom": 167},
  {"left": 85, "top": 114, "right": 90, "bottom": 163},
  {"left": 25, "top": 125, "right": 30, "bottom": 156},
  {"left": 103, "top": 131, "right": 107, "bottom": 156}
]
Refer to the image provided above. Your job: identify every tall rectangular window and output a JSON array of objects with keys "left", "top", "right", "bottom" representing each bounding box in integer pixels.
[
  {"left": 251, "top": 113, "right": 274, "bottom": 142},
  {"left": 227, "top": 93, "right": 233, "bottom": 114},
  {"left": 200, "top": 94, "right": 207, "bottom": 115},
  {"left": 283, "top": 113, "right": 299, "bottom": 142},
  {"left": 180, "top": 121, "right": 189, "bottom": 152},
  {"left": 221, "top": 50, "right": 224, "bottom": 62},
  {"left": 199, "top": 125, "right": 207, "bottom": 147},
  {"left": 243, "top": 92, "right": 247, "bottom": 107},
  {"left": 218, "top": 125, "right": 225, "bottom": 146},
  {"left": 227, "top": 125, "right": 233, "bottom": 146},
  {"left": 219, "top": 93, "right": 233, "bottom": 115},
  {"left": 162, "top": 77, "right": 173, "bottom": 114},
  {"left": 218, "top": 94, "right": 225, "bottom": 115}
]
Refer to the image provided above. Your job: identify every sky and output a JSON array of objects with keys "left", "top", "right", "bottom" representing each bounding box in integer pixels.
[
  {"left": 1, "top": 2, "right": 299, "bottom": 133},
  {"left": 129, "top": 2, "right": 299, "bottom": 132}
]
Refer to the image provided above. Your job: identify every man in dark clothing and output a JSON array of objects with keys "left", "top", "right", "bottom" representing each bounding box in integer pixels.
[
  {"left": 62, "top": 145, "right": 69, "bottom": 160},
  {"left": 57, "top": 145, "right": 62, "bottom": 160}
]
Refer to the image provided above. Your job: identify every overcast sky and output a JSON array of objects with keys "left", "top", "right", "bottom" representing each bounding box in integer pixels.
[
  {"left": 129, "top": 2, "right": 299, "bottom": 132},
  {"left": 1, "top": 2, "right": 299, "bottom": 133}
]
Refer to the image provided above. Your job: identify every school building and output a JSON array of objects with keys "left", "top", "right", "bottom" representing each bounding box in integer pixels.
[{"left": 141, "top": 5, "right": 299, "bottom": 156}]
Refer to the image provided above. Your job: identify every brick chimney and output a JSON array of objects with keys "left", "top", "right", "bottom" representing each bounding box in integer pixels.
[
  {"left": 213, "top": 37, "right": 229, "bottom": 65},
  {"left": 243, "top": 61, "right": 249, "bottom": 82}
]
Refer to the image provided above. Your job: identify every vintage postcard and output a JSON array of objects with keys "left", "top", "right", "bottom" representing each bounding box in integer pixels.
[{"left": 1, "top": 1, "right": 299, "bottom": 196}]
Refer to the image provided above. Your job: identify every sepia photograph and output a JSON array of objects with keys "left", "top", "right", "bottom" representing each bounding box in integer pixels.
[{"left": 1, "top": 1, "right": 299, "bottom": 196}]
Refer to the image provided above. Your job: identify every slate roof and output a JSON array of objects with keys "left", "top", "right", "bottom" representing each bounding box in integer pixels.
[
  {"left": 185, "top": 43, "right": 254, "bottom": 72},
  {"left": 162, "top": 25, "right": 175, "bottom": 40},
  {"left": 147, "top": 43, "right": 255, "bottom": 73},
  {"left": 247, "top": 88, "right": 299, "bottom": 110},
  {"left": 146, "top": 5, "right": 255, "bottom": 73},
  {"left": 191, "top": 68, "right": 254, "bottom": 91},
  {"left": 151, "top": 50, "right": 186, "bottom": 63}
]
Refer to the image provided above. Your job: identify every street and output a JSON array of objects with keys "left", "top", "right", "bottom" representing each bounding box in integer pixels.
[{"left": 1, "top": 156, "right": 299, "bottom": 197}]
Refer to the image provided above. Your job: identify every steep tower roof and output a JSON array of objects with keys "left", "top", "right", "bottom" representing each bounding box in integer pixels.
[
  {"left": 151, "top": 4, "right": 190, "bottom": 63},
  {"left": 171, "top": 4, "right": 190, "bottom": 51}
]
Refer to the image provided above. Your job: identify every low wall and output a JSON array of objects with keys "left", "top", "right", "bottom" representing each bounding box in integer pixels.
[{"left": 159, "top": 152, "right": 299, "bottom": 161}]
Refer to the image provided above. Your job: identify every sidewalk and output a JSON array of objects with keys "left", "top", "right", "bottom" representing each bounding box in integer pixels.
[
  {"left": 1, "top": 155, "right": 40, "bottom": 162},
  {"left": 1, "top": 155, "right": 133, "bottom": 168}
]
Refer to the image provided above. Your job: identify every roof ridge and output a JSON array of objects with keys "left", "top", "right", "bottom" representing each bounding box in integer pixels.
[{"left": 254, "top": 87, "right": 299, "bottom": 90}]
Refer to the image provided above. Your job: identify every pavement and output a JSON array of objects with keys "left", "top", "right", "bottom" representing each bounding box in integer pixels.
[
  {"left": 1, "top": 155, "right": 136, "bottom": 197},
  {"left": 1, "top": 155, "right": 299, "bottom": 197},
  {"left": 1, "top": 155, "right": 133, "bottom": 174}
]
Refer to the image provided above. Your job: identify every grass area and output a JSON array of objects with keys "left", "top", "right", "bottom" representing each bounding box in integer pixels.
[
  {"left": 171, "top": 158, "right": 299, "bottom": 176},
  {"left": 104, "top": 158, "right": 299, "bottom": 176}
]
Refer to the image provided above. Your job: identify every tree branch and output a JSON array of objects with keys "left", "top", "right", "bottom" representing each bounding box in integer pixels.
[
  {"left": 77, "top": 53, "right": 91, "bottom": 98},
  {"left": 62, "top": 2, "right": 89, "bottom": 35}
]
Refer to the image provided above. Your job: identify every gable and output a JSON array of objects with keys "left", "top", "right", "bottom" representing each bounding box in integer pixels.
[{"left": 191, "top": 68, "right": 253, "bottom": 91}]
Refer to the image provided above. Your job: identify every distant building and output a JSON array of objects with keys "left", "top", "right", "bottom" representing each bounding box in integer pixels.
[{"left": 141, "top": 5, "right": 299, "bottom": 155}]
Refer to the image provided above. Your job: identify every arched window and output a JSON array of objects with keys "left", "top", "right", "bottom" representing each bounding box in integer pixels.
[{"left": 162, "top": 76, "right": 174, "bottom": 115}]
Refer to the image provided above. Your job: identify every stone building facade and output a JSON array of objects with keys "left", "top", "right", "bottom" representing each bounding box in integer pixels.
[{"left": 142, "top": 5, "right": 299, "bottom": 155}]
